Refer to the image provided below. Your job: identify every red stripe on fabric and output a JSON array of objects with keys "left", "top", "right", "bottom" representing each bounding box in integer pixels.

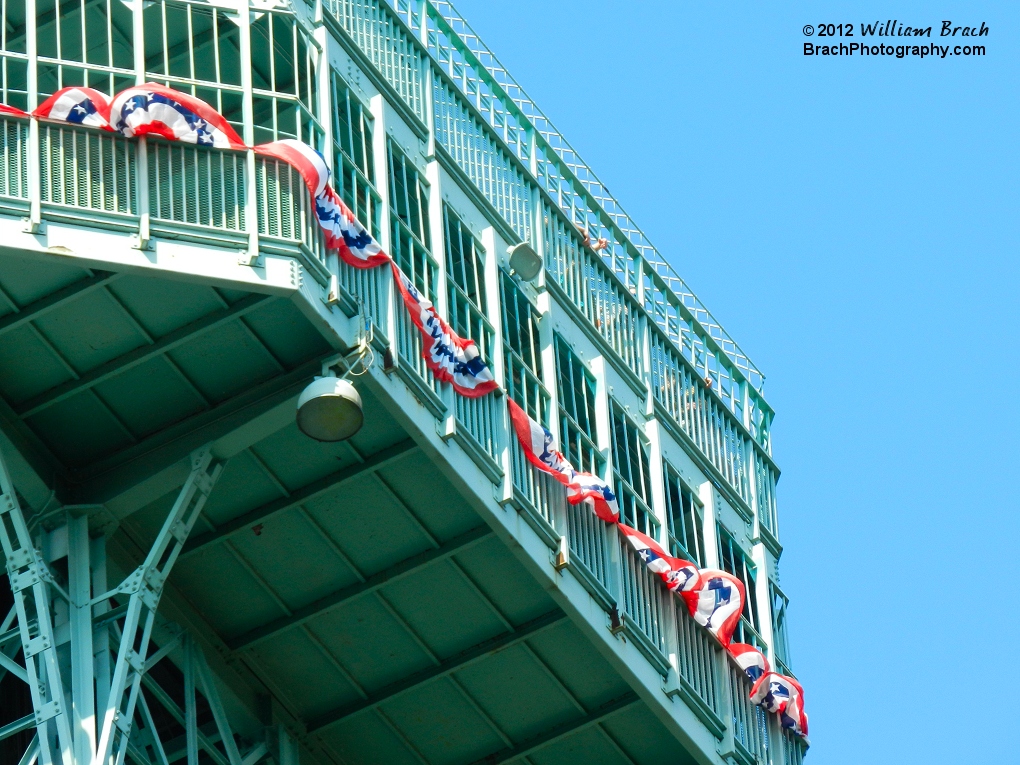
[
  {"left": 33, "top": 87, "right": 112, "bottom": 125},
  {"left": 135, "top": 82, "right": 245, "bottom": 148}
]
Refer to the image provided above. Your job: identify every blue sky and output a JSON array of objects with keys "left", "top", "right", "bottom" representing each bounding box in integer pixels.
[{"left": 453, "top": 1, "right": 1019, "bottom": 762}]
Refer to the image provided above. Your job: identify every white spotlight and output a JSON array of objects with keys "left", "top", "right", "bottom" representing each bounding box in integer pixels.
[{"left": 296, "top": 376, "right": 364, "bottom": 442}]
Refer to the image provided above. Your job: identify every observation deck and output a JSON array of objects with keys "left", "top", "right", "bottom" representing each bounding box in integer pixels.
[{"left": 0, "top": 1, "right": 802, "bottom": 765}]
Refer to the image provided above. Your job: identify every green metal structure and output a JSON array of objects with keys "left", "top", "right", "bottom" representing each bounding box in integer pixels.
[{"left": 0, "top": 1, "right": 803, "bottom": 764}]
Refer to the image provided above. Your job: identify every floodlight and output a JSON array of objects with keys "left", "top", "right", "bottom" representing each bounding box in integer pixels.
[{"left": 508, "top": 242, "right": 542, "bottom": 282}]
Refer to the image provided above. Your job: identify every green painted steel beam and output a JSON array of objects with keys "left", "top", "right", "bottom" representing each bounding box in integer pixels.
[
  {"left": 181, "top": 437, "right": 418, "bottom": 558},
  {"left": 0, "top": 712, "right": 36, "bottom": 744},
  {"left": 0, "top": 270, "right": 121, "bottom": 339},
  {"left": 308, "top": 609, "right": 567, "bottom": 733},
  {"left": 225, "top": 524, "right": 493, "bottom": 652},
  {"left": 466, "top": 692, "right": 641, "bottom": 765},
  {"left": 16, "top": 292, "right": 273, "bottom": 419},
  {"left": 71, "top": 357, "right": 322, "bottom": 503}
]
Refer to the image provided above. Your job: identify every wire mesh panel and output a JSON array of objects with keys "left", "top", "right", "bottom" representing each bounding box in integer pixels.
[
  {"left": 674, "top": 601, "right": 721, "bottom": 716},
  {"left": 148, "top": 142, "right": 245, "bottom": 230},
  {"left": 618, "top": 536, "right": 668, "bottom": 659},
  {"left": 324, "top": 0, "right": 425, "bottom": 122},
  {"left": 433, "top": 78, "right": 531, "bottom": 241},
  {"left": 0, "top": 116, "right": 28, "bottom": 200},
  {"left": 544, "top": 206, "right": 642, "bottom": 378},
  {"left": 729, "top": 664, "right": 771, "bottom": 764},
  {"left": 39, "top": 124, "right": 135, "bottom": 214},
  {"left": 651, "top": 333, "right": 756, "bottom": 508}
]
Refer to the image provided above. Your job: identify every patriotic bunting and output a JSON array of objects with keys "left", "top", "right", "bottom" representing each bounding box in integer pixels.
[
  {"left": 254, "top": 139, "right": 389, "bottom": 268},
  {"left": 109, "top": 83, "right": 245, "bottom": 149},
  {"left": 33, "top": 87, "right": 111, "bottom": 129},
  {"left": 683, "top": 569, "right": 745, "bottom": 648},
  {"left": 392, "top": 262, "right": 497, "bottom": 398},
  {"left": 618, "top": 523, "right": 699, "bottom": 593},
  {"left": 506, "top": 398, "right": 620, "bottom": 522},
  {"left": 8, "top": 83, "right": 811, "bottom": 743},
  {"left": 751, "top": 672, "right": 809, "bottom": 740},
  {"left": 727, "top": 642, "right": 770, "bottom": 682}
]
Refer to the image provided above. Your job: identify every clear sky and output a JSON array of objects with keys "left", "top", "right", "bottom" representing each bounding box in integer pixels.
[{"left": 452, "top": 1, "right": 1018, "bottom": 762}]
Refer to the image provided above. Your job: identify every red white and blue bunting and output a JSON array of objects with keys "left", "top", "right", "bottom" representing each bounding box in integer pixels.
[
  {"left": 506, "top": 397, "right": 808, "bottom": 741},
  {"left": 3, "top": 84, "right": 496, "bottom": 398},
  {"left": 506, "top": 398, "right": 619, "bottom": 522},
  {"left": 34, "top": 87, "right": 112, "bottom": 129},
  {"left": 254, "top": 140, "right": 389, "bottom": 268},
  {"left": 751, "top": 672, "right": 809, "bottom": 738},
  {"left": 3, "top": 87, "right": 808, "bottom": 740},
  {"left": 109, "top": 83, "right": 246, "bottom": 149}
]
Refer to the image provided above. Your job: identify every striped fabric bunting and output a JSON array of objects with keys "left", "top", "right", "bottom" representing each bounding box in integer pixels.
[
  {"left": 751, "top": 672, "right": 809, "bottom": 740},
  {"left": 392, "top": 262, "right": 497, "bottom": 398},
  {"left": 255, "top": 139, "right": 389, "bottom": 268},
  {"left": 727, "top": 642, "right": 770, "bottom": 682},
  {"left": 682, "top": 569, "right": 745, "bottom": 647},
  {"left": 506, "top": 398, "right": 620, "bottom": 522},
  {"left": 109, "top": 83, "right": 245, "bottom": 149},
  {"left": 33, "top": 87, "right": 112, "bottom": 129},
  {"left": 0, "top": 104, "right": 27, "bottom": 117},
  {"left": 618, "top": 523, "right": 699, "bottom": 593}
]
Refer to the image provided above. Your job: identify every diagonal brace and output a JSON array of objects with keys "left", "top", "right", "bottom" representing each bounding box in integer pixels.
[{"left": 92, "top": 445, "right": 223, "bottom": 765}]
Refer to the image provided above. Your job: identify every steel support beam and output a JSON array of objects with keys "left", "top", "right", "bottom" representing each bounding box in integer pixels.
[
  {"left": 181, "top": 438, "right": 418, "bottom": 558},
  {"left": 0, "top": 271, "right": 121, "bottom": 339},
  {"left": 467, "top": 693, "right": 640, "bottom": 765},
  {"left": 17, "top": 293, "right": 272, "bottom": 419},
  {"left": 0, "top": 444, "right": 75, "bottom": 765},
  {"left": 72, "top": 359, "right": 320, "bottom": 503},
  {"left": 226, "top": 525, "right": 492, "bottom": 652},
  {"left": 308, "top": 610, "right": 566, "bottom": 733},
  {"left": 93, "top": 446, "right": 224, "bottom": 765}
]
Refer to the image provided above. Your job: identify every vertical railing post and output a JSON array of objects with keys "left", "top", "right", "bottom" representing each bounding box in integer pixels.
[
  {"left": 132, "top": 0, "right": 151, "bottom": 249},
  {"left": 238, "top": 0, "right": 260, "bottom": 267},
  {"left": 315, "top": 0, "right": 343, "bottom": 306},
  {"left": 369, "top": 94, "right": 398, "bottom": 360},
  {"left": 716, "top": 652, "right": 738, "bottom": 765},
  {"left": 24, "top": 0, "right": 40, "bottom": 231}
]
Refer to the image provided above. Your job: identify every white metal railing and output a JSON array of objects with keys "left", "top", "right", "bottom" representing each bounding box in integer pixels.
[
  {"left": 565, "top": 499, "right": 613, "bottom": 594},
  {"left": 454, "top": 390, "right": 500, "bottom": 462},
  {"left": 339, "top": 258, "right": 389, "bottom": 340},
  {"left": 255, "top": 156, "right": 328, "bottom": 267}
]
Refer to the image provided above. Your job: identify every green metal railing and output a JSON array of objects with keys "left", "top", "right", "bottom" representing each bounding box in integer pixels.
[
  {"left": 150, "top": 142, "right": 246, "bottom": 231},
  {"left": 0, "top": 116, "right": 28, "bottom": 201},
  {"left": 39, "top": 122, "right": 136, "bottom": 215}
]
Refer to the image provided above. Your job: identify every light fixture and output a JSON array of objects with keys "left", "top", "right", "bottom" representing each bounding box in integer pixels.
[
  {"left": 507, "top": 242, "right": 542, "bottom": 282},
  {"left": 296, "top": 376, "right": 363, "bottom": 442},
  {"left": 296, "top": 340, "right": 373, "bottom": 442}
]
